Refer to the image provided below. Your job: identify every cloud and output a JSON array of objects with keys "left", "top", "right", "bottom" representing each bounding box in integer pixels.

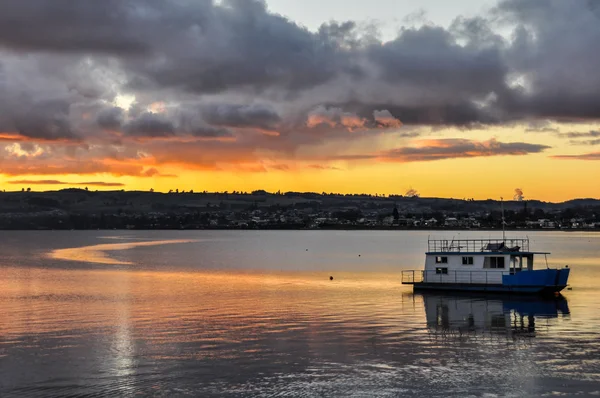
[
  {"left": 268, "top": 163, "right": 290, "bottom": 171},
  {"left": 0, "top": 0, "right": 151, "bottom": 54},
  {"left": 201, "top": 103, "right": 281, "bottom": 130},
  {"left": 8, "top": 179, "right": 69, "bottom": 185},
  {"left": 573, "top": 139, "right": 600, "bottom": 146},
  {"left": 79, "top": 181, "right": 126, "bottom": 187},
  {"left": 142, "top": 167, "right": 176, "bottom": 177},
  {"left": 307, "top": 164, "right": 342, "bottom": 170},
  {"left": 552, "top": 152, "right": 600, "bottom": 160},
  {"left": 560, "top": 130, "right": 600, "bottom": 139},
  {"left": 525, "top": 126, "right": 560, "bottom": 133},
  {"left": 13, "top": 99, "right": 76, "bottom": 140},
  {"left": 0, "top": 162, "right": 142, "bottom": 176},
  {"left": 143, "top": 167, "right": 160, "bottom": 177},
  {"left": 8, "top": 179, "right": 125, "bottom": 187},
  {"left": 524, "top": 120, "right": 560, "bottom": 133},
  {"left": 1, "top": 0, "right": 599, "bottom": 128},
  {"left": 0, "top": 144, "right": 173, "bottom": 177},
  {"left": 306, "top": 106, "right": 342, "bottom": 128},
  {"left": 380, "top": 138, "right": 550, "bottom": 162},
  {"left": 559, "top": 130, "right": 600, "bottom": 146},
  {"left": 94, "top": 106, "right": 234, "bottom": 139},
  {"left": 330, "top": 138, "right": 550, "bottom": 163},
  {"left": 120, "top": 0, "right": 347, "bottom": 94},
  {"left": 325, "top": 101, "right": 499, "bottom": 126},
  {"left": 368, "top": 25, "right": 507, "bottom": 100},
  {"left": 306, "top": 106, "right": 396, "bottom": 130},
  {"left": 96, "top": 107, "right": 124, "bottom": 131},
  {"left": 0, "top": 0, "right": 599, "bottom": 179},
  {"left": 496, "top": 0, "right": 600, "bottom": 120},
  {"left": 124, "top": 112, "right": 175, "bottom": 137},
  {"left": 373, "top": 110, "right": 403, "bottom": 128}
]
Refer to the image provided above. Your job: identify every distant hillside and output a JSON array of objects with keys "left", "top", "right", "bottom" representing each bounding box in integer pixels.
[{"left": 0, "top": 189, "right": 598, "bottom": 215}]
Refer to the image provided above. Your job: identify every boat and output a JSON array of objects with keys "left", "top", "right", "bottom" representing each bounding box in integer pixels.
[
  {"left": 402, "top": 235, "right": 570, "bottom": 294},
  {"left": 402, "top": 198, "right": 570, "bottom": 295}
]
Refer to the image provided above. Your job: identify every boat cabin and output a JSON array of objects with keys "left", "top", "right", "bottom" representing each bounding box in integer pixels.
[{"left": 422, "top": 238, "right": 545, "bottom": 284}]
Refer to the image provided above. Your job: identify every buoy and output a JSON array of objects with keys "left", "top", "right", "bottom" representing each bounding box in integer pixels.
[{"left": 329, "top": 276, "right": 333, "bottom": 281}]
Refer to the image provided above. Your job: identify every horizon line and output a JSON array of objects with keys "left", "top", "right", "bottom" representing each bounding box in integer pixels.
[{"left": 1, "top": 188, "right": 598, "bottom": 204}]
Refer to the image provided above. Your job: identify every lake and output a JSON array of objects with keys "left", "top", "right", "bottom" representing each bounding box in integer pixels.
[{"left": 1, "top": 230, "right": 599, "bottom": 397}]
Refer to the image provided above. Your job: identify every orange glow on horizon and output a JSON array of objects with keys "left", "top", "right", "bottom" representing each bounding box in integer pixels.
[
  {"left": 1, "top": 123, "right": 599, "bottom": 202},
  {"left": 2, "top": 151, "right": 599, "bottom": 202}
]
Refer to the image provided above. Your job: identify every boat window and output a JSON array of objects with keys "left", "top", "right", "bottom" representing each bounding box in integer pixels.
[
  {"left": 435, "top": 256, "right": 448, "bottom": 264},
  {"left": 462, "top": 256, "right": 474, "bottom": 265},
  {"left": 484, "top": 256, "right": 506, "bottom": 269},
  {"left": 435, "top": 267, "right": 448, "bottom": 275}
]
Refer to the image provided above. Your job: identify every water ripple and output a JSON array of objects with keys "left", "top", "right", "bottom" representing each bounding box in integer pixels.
[{"left": 1, "top": 231, "right": 599, "bottom": 396}]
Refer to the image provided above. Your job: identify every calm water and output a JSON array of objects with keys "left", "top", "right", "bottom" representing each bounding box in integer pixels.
[{"left": 0, "top": 230, "right": 599, "bottom": 397}]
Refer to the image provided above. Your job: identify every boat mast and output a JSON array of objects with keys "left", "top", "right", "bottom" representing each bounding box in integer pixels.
[{"left": 500, "top": 197, "right": 506, "bottom": 243}]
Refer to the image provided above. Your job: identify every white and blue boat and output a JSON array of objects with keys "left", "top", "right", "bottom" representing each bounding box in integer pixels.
[{"left": 402, "top": 236, "right": 570, "bottom": 295}]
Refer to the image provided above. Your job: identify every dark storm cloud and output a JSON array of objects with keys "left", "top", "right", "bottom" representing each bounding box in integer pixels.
[
  {"left": 2, "top": 0, "right": 599, "bottom": 126},
  {"left": 13, "top": 99, "right": 76, "bottom": 140},
  {"left": 110, "top": 108, "right": 233, "bottom": 138},
  {"left": 175, "top": 108, "right": 234, "bottom": 138},
  {"left": 186, "top": 125, "right": 232, "bottom": 138},
  {"left": 122, "top": 0, "right": 349, "bottom": 94},
  {"left": 368, "top": 25, "right": 508, "bottom": 98},
  {"left": 201, "top": 103, "right": 281, "bottom": 130},
  {"left": 0, "top": 0, "right": 599, "bottom": 171},
  {"left": 0, "top": 0, "right": 152, "bottom": 54},
  {"left": 124, "top": 112, "right": 175, "bottom": 137},
  {"left": 96, "top": 107, "right": 125, "bottom": 131},
  {"left": 496, "top": 0, "right": 600, "bottom": 120}
]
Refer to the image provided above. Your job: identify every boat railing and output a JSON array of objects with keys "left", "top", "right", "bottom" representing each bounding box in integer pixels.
[
  {"left": 402, "top": 270, "right": 511, "bottom": 285},
  {"left": 427, "top": 238, "right": 529, "bottom": 253}
]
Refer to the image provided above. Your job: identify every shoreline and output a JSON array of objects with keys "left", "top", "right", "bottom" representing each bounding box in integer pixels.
[{"left": 1, "top": 226, "right": 598, "bottom": 232}]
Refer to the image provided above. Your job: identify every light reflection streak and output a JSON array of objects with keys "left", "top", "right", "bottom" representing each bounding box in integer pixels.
[
  {"left": 48, "top": 239, "right": 198, "bottom": 265},
  {"left": 110, "top": 271, "right": 135, "bottom": 387}
]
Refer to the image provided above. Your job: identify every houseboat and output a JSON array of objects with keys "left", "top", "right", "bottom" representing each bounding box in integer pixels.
[{"left": 402, "top": 237, "right": 570, "bottom": 295}]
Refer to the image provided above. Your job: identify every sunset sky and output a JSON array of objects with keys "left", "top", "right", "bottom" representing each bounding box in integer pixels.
[{"left": 0, "top": 0, "right": 599, "bottom": 201}]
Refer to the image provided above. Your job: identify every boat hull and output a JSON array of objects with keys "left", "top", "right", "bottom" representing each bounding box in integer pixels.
[{"left": 412, "top": 282, "right": 566, "bottom": 295}]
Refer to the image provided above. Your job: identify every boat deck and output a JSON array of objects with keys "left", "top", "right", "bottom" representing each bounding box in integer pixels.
[
  {"left": 402, "top": 269, "right": 509, "bottom": 285},
  {"left": 402, "top": 268, "right": 569, "bottom": 295},
  {"left": 427, "top": 237, "right": 531, "bottom": 253}
]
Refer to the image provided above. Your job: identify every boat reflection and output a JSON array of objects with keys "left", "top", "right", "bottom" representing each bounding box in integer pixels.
[{"left": 418, "top": 292, "right": 570, "bottom": 341}]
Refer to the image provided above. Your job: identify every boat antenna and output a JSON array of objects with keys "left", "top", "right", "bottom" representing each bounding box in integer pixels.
[{"left": 500, "top": 197, "right": 506, "bottom": 243}]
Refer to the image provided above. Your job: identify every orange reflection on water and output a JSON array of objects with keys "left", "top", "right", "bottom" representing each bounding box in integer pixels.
[
  {"left": 0, "top": 267, "right": 413, "bottom": 341},
  {"left": 48, "top": 239, "right": 198, "bottom": 265},
  {"left": 0, "top": 263, "right": 591, "bottom": 397}
]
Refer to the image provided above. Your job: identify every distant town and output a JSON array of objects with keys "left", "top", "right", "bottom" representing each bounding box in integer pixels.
[{"left": 0, "top": 188, "right": 599, "bottom": 230}]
